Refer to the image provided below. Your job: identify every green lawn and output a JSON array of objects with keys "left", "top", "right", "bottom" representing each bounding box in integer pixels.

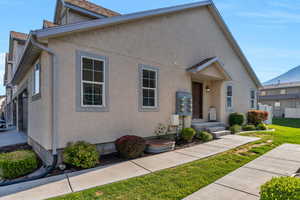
[{"left": 50, "top": 122, "right": 300, "bottom": 200}]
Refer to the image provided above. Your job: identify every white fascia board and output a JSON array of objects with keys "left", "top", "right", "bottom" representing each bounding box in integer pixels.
[{"left": 34, "top": 1, "right": 212, "bottom": 39}]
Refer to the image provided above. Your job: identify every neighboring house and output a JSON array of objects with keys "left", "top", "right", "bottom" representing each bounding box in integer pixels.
[
  {"left": 259, "top": 65, "right": 300, "bottom": 118},
  {"left": 259, "top": 81, "right": 300, "bottom": 118},
  {"left": 3, "top": 32, "right": 28, "bottom": 128},
  {"left": 4, "top": 0, "right": 261, "bottom": 164}
]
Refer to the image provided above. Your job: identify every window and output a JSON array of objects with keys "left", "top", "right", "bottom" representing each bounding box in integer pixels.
[
  {"left": 226, "top": 84, "right": 233, "bottom": 110},
  {"left": 33, "top": 62, "right": 40, "bottom": 95},
  {"left": 81, "top": 56, "right": 105, "bottom": 107},
  {"left": 139, "top": 65, "right": 159, "bottom": 111},
  {"left": 280, "top": 89, "right": 286, "bottom": 95},
  {"left": 261, "top": 91, "right": 266, "bottom": 96},
  {"left": 250, "top": 90, "right": 256, "bottom": 109},
  {"left": 275, "top": 101, "right": 281, "bottom": 108}
]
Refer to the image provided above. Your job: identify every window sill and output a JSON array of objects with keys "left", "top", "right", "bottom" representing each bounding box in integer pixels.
[
  {"left": 31, "top": 93, "right": 41, "bottom": 102},
  {"left": 76, "top": 106, "right": 109, "bottom": 112},
  {"left": 139, "top": 107, "right": 160, "bottom": 112}
]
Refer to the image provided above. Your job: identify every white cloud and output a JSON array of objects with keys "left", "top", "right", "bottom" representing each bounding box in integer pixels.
[{"left": 237, "top": 11, "right": 300, "bottom": 24}]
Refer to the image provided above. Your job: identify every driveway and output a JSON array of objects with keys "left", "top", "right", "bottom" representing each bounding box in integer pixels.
[{"left": 0, "top": 129, "right": 27, "bottom": 148}]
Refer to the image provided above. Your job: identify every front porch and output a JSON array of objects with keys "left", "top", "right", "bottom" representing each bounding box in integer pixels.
[{"left": 187, "top": 57, "right": 232, "bottom": 124}]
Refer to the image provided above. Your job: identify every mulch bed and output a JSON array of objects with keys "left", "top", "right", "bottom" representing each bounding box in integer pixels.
[{"left": 0, "top": 143, "right": 32, "bottom": 154}]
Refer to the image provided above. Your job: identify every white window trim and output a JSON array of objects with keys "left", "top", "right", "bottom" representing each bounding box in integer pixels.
[
  {"left": 32, "top": 59, "right": 41, "bottom": 96},
  {"left": 226, "top": 84, "right": 233, "bottom": 111},
  {"left": 80, "top": 55, "right": 106, "bottom": 108},
  {"left": 141, "top": 68, "right": 158, "bottom": 109},
  {"left": 250, "top": 89, "right": 257, "bottom": 109}
]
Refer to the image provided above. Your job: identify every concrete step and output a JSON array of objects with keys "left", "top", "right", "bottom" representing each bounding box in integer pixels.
[
  {"left": 211, "top": 130, "right": 231, "bottom": 139},
  {"left": 192, "top": 122, "right": 226, "bottom": 131},
  {"left": 206, "top": 126, "right": 226, "bottom": 133}
]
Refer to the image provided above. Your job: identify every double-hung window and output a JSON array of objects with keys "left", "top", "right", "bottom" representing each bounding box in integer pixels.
[
  {"left": 33, "top": 62, "right": 41, "bottom": 96},
  {"left": 81, "top": 57, "right": 105, "bottom": 107},
  {"left": 250, "top": 89, "right": 256, "bottom": 109},
  {"left": 226, "top": 84, "right": 233, "bottom": 110},
  {"left": 139, "top": 65, "right": 159, "bottom": 111}
]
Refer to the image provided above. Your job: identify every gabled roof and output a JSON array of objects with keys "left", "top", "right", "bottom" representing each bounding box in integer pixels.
[
  {"left": 16, "top": 1, "right": 262, "bottom": 88},
  {"left": 54, "top": 0, "right": 120, "bottom": 23},
  {"left": 43, "top": 20, "right": 58, "bottom": 29},
  {"left": 10, "top": 31, "right": 28, "bottom": 41},
  {"left": 64, "top": 0, "right": 120, "bottom": 17},
  {"left": 187, "top": 57, "right": 232, "bottom": 81}
]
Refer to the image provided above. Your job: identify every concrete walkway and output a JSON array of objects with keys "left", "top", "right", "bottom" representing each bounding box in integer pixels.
[
  {"left": 0, "top": 135, "right": 259, "bottom": 200},
  {"left": 184, "top": 143, "right": 300, "bottom": 200},
  {"left": 0, "top": 129, "right": 27, "bottom": 148}
]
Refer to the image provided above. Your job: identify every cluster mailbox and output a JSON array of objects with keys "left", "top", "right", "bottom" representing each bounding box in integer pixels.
[{"left": 176, "top": 91, "right": 192, "bottom": 116}]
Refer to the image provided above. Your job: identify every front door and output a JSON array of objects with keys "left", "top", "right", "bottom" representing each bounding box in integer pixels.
[{"left": 192, "top": 82, "right": 203, "bottom": 119}]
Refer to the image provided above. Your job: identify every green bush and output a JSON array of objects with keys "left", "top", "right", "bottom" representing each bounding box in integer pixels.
[
  {"left": 196, "top": 131, "right": 213, "bottom": 142},
  {"left": 63, "top": 141, "right": 100, "bottom": 169},
  {"left": 260, "top": 177, "right": 300, "bottom": 200},
  {"left": 257, "top": 123, "right": 268, "bottom": 130},
  {"left": 242, "top": 124, "right": 256, "bottom": 131},
  {"left": 115, "top": 135, "right": 146, "bottom": 159},
  {"left": 229, "top": 125, "right": 242, "bottom": 134},
  {"left": 181, "top": 128, "right": 196, "bottom": 142},
  {"left": 0, "top": 150, "right": 38, "bottom": 179},
  {"left": 229, "top": 113, "right": 245, "bottom": 126}
]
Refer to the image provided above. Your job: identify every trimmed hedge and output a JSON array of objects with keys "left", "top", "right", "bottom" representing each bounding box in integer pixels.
[
  {"left": 247, "top": 110, "right": 268, "bottom": 125},
  {"left": 181, "top": 128, "right": 196, "bottom": 142},
  {"left": 242, "top": 124, "right": 256, "bottom": 131},
  {"left": 63, "top": 141, "right": 100, "bottom": 169},
  {"left": 115, "top": 135, "right": 146, "bottom": 159},
  {"left": 0, "top": 150, "right": 38, "bottom": 179},
  {"left": 229, "top": 125, "right": 242, "bottom": 134},
  {"left": 229, "top": 113, "right": 245, "bottom": 126},
  {"left": 260, "top": 177, "right": 300, "bottom": 200},
  {"left": 196, "top": 131, "right": 213, "bottom": 142}
]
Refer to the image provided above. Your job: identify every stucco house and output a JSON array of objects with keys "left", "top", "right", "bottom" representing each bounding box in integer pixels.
[{"left": 4, "top": 0, "right": 261, "bottom": 164}]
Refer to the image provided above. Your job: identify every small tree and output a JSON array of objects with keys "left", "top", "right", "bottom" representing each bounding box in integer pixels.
[{"left": 247, "top": 110, "right": 268, "bottom": 125}]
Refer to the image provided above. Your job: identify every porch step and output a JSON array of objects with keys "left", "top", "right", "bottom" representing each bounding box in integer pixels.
[
  {"left": 206, "top": 126, "right": 226, "bottom": 133},
  {"left": 192, "top": 122, "right": 226, "bottom": 132},
  {"left": 211, "top": 130, "right": 231, "bottom": 139}
]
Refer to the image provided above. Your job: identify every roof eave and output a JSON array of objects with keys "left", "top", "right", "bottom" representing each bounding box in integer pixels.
[
  {"left": 207, "top": 2, "right": 262, "bottom": 88},
  {"left": 35, "top": 0, "right": 212, "bottom": 39}
]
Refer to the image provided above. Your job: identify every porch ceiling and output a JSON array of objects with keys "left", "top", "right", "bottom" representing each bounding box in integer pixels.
[{"left": 187, "top": 57, "right": 232, "bottom": 81}]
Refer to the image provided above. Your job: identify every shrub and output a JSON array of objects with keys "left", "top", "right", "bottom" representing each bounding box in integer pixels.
[
  {"left": 181, "top": 128, "right": 196, "bottom": 142},
  {"left": 115, "top": 135, "right": 146, "bottom": 159},
  {"left": 229, "top": 113, "right": 245, "bottom": 126},
  {"left": 229, "top": 125, "right": 242, "bottom": 134},
  {"left": 63, "top": 141, "right": 99, "bottom": 169},
  {"left": 196, "top": 131, "right": 213, "bottom": 142},
  {"left": 257, "top": 123, "right": 268, "bottom": 130},
  {"left": 247, "top": 110, "right": 268, "bottom": 125},
  {"left": 242, "top": 124, "right": 256, "bottom": 131},
  {"left": 260, "top": 177, "right": 300, "bottom": 200},
  {"left": 0, "top": 150, "right": 38, "bottom": 179}
]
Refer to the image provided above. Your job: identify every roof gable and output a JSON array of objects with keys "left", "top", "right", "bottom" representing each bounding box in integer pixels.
[{"left": 54, "top": 0, "right": 120, "bottom": 24}]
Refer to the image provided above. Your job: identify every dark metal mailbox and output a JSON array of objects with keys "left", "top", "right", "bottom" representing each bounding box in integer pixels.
[{"left": 176, "top": 91, "right": 192, "bottom": 116}]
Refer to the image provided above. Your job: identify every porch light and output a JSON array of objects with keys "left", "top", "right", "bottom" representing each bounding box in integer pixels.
[{"left": 205, "top": 86, "right": 211, "bottom": 93}]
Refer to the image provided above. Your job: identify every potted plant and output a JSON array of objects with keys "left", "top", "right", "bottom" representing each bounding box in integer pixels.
[{"left": 145, "top": 123, "right": 176, "bottom": 154}]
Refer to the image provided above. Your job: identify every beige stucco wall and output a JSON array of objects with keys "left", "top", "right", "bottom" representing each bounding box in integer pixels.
[
  {"left": 44, "top": 6, "right": 258, "bottom": 149},
  {"left": 17, "top": 52, "right": 52, "bottom": 150}
]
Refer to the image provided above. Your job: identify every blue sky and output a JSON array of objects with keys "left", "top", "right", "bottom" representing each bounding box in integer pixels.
[{"left": 0, "top": 0, "right": 300, "bottom": 95}]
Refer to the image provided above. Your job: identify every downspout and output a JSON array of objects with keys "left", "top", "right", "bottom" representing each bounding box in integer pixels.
[{"left": 0, "top": 37, "right": 58, "bottom": 186}]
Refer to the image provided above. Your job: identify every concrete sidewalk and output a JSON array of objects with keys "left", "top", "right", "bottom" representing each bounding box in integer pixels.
[
  {"left": 0, "top": 135, "right": 259, "bottom": 200},
  {"left": 183, "top": 143, "right": 300, "bottom": 200},
  {"left": 0, "top": 129, "right": 27, "bottom": 148}
]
